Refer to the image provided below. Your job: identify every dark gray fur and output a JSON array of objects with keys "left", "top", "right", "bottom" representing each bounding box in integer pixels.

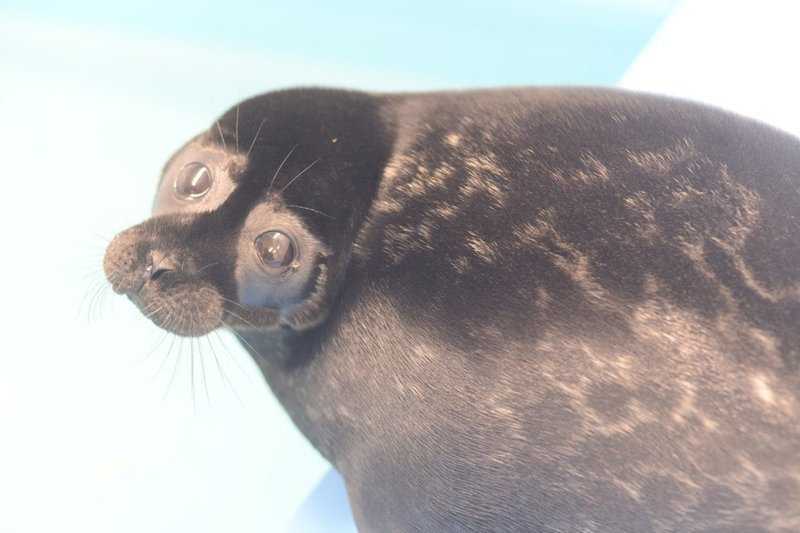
[{"left": 105, "top": 88, "right": 800, "bottom": 531}]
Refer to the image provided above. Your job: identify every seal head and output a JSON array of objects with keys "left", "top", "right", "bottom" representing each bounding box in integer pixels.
[{"left": 103, "top": 89, "right": 393, "bottom": 338}]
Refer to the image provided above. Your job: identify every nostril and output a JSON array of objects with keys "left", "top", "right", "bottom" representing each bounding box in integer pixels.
[
  {"left": 147, "top": 251, "right": 177, "bottom": 283},
  {"left": 149, "top": 266, "right": 172, "bottom": 281}
]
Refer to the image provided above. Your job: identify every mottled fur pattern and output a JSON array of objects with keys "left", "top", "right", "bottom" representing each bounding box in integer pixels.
[{"left": 105, "top": 88, "right": 800, "bottom": 531}]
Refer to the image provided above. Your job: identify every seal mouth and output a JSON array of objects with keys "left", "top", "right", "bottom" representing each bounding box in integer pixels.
[{"left": 132, "top": 280, "right": 225, "bottom": 337}]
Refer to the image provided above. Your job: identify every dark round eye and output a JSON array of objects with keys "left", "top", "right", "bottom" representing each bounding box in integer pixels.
[
  {"left": 255, "top": 231, "right": 296, "bottom": 269},
  {"left": 174, "top": 162, "right": 212, "bottom": 199}
]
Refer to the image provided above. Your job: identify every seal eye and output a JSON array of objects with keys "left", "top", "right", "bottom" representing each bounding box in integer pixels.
[
  {"left": 174, "top": 162, "right": 212, "bottom": 199},
  {"left": 255, "top": 231, "right": 296, "bottom": 269}
]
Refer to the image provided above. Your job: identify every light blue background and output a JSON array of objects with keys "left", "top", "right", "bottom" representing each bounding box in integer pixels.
[{"left": 1, "top": 1, "right": 798, "bottom": 532}]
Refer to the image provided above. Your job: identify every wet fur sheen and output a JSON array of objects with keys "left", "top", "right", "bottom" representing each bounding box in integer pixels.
[{"left": 105, "top": 88, "right": 800, "bottom": 531}]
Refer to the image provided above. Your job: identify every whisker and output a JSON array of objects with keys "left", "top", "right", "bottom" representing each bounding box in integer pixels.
[
  {"left": 163, "top": 313, "right": 183, "bottom": 352},
  {"left": 221, "top": 306, "right": 259, "bottom": 330},
  {"left": 77, "top": 230, "right": 115, "bottom": 245},
  {"left": 163, "top": 337, "right": 182, "bottom": 401},
  {"left": 280, "top": 158, "right": 319, "bottom": 194},
  {"left": 215, "top": 120, "right": 228, "bottom": 151},
  {"left": 154, "top": 305, "right": 173, "bottom": 328},
  {"left": 197, "top": 262, "right": 219, "bottom": 274},
  {"left": 137, "top": 329, "right": 170, "bottom": 362},
  {"left": 81, "top": 277, "right": 106, "bottom": 323},
  {"left": 190, "top": 337, "right": 197, "bottom": 414},
  {"left": 142, "top": 303, "right": 164, "bottom": 321},
  {"left": 154, "top": 334, "right": 178, "bottom": 382},
  {"left": 147, "top": 313, "right": 177, "bottom": 382},
  {"left": 235, "top": 104, "right": 240, "bottom": 152},
  {"left": 218, "top": 295, "right": 250, "bottom": 312},
  {"left": 213, "top": 329, "right": 258, "bottom": 387},
  {"left": 139, "top": 299, "right": 157, "bottom": 314},
  {"left": 268, "top": 145, "right": 297, "bottom": 195},
  {"left": 223, "top": 323, "right": 267, "bottom": 366},
  {"left": 198, "top": 337, "right": 211, "bottom": 407},
  {"left": 73, "top": 249, "right": 107, "bottom": 263},
  {"left": 74, "top": 266, "right": 106, "bottom": 283},
  {"left": 247, "top": 119, "right": 266, "bottom": 158},
  {"left": 206, "top": 335, "right": 244, "bottom": 407},
  {"left": 192, "top": 301, "right": 212, "bottom": 408},
  {"left": 286, "top": 204, "right": 335, "bottom": 219},
  {"left": 91, "top": 278, "right": 115, "bottom": 324},
  {"left": 217, "top": 296, "right": 264, "bottom": 329}
]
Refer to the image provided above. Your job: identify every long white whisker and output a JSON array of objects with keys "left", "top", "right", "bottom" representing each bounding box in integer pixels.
[
  {"left": 268, "top": 145, "right": 297, "bottom": 195},
  {"left": 224, "top": 324, "right": 266, "bottom": 365},
  {"left": 247, "top": 119, "right": 266, "bottom": 158},
  {"left": 163, "top": 338, "right": 182, "bottom": 401},
  {"left": 286, "top": 204, "right": 335, "bottom": 219},
  {"left": 197, "top": 262, "right": 219, "bottom": 274},
  {"left": 280, "top": 158, "right": 319, "bottom": 194},
  {"left": 142, "top": 303, "right": 164, "bottom": 320},
  {"left": 217, "top": 327, "right": 260, "bottom": 386},
  {"left": 221, "top": 307, "right": 259, "bottom": 330},
  {"left": 154, "top": 334, "right": 178, "bottom": 382},
  {"left": 235, "top": 104, "right": 240, "bottom": 152},
  {"left": 215, "top": 120, "right": 227, "bottom": 151},
  {"left": 192, "top": 301, "right": 211, "bottom": 408},
  {"left": 207, "top": 335, "right": 244, "bottom": 407},
  {"left": 190, "top": 337, "right": 197, "bottom": 414},
  {"left": 218, "top": 295, "right": 250, "bottom": 312},
  {"left": 81, "top": 277, "right": 107, "bottom": 323},
  {"left": 137, "top": 329, "right": 169, "bottom": 362}
]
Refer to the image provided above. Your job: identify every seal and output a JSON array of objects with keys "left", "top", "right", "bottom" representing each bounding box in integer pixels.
[{"left": 103, "top": 87, "right": 800, "bottom": 531}]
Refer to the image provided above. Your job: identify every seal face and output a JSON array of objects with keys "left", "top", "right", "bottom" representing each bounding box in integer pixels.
[
  {"left": 104, "top": 87, "right": 800, "bottom": 530},
  {"left": 104, "top": 89, "right": 391, "bottom": 338}
]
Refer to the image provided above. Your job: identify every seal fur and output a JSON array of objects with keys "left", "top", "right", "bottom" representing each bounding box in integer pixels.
[{"left": 104, "top": 87, "right": 800, "bottom": 531}]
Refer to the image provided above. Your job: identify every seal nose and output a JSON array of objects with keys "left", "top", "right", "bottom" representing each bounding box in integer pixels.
[
  {"left": 130, "top": 250, "right": 176, "bottom": 294},
  {"left": 104, "top": 230, "right": 178, "bottom": 296}
]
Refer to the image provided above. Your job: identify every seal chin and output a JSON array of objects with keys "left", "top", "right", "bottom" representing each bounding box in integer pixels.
[{"left": 135, "top": 281, "right": 225, "bottom": 337}]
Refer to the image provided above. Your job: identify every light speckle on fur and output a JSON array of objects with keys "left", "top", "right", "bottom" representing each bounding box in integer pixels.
[
  {"left": 752, "top": 374, "right": 776, "bottom": 406},
  {"left": 573, "top": 151, "right": 611, "bottom": 185},
  {"left": 625, "top": 137, "right": 699, "bottom": 173},
  {"left": 445, "top": 132, "right": 462, "bottom": 147},
  {"left": 451, "top": 256, "right": 470, "bottom": 274},
  {"left": 465, "top": 232, "right": 498, "bottom": 263}
]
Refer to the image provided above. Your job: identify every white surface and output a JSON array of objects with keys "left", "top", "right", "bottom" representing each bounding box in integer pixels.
[{"left": 621, "top": 0, "right": 800, "bottom": 137}]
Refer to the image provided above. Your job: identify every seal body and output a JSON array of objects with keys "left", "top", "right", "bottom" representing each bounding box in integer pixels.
[{"left": 104, "top": 87, "right": 800, "bottom": 531}]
